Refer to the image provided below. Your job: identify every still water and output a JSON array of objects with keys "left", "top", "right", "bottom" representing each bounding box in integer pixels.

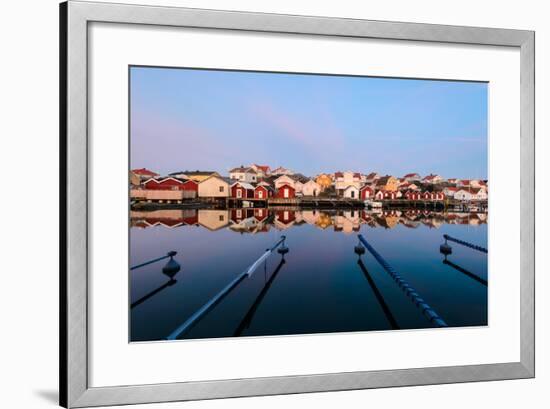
[{"left": 130, "top": 208, "right": 488, "bottom": 342}]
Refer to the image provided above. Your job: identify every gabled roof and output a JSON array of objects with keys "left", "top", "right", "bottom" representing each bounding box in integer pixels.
[
  {"left": 376, "top": 175, "right": 394, "bottom": 185},
  {"left": 230, "top": 181, "right": 255, "bottom": 190},
  {"left": 200, "top": 174, "right": 232, "bottom": 184},
  {"left": 423, "top": 174, "right": 442, "bottom": 181},
  {"left": 143, "top": 176, "right": 185, "bottom": 184},
  {"left": 132, "top": 168, "right": 159, "bottom": 176},
  {"left": 365, "top": 172, "right": 379, "bottom": 179},
  {"left": 404, "top": 173, "right": 420, "bottom": 178},
  {"left": 252, "top": 164, "right": 271, "bottom": 172},
  {"left": 172, "top": 170, "right": 218, "bottom": 177},
  {"left": 229, "top": 166, "right": 257, "bottom": 174}
]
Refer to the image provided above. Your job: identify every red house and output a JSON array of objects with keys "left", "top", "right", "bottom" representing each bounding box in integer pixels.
[
  {"left": 180, "top": 179, "right": 198, "bottom": 192},
  {"left": 275, "top": 184, "right": 295, "bottom": 199},
  {"left": 254, "top": 208, "right": 269, "bottom": 222},
  {"left": 230, "top": 182, "right": 255, "bottom": 199},
  {"left": 254, "top": 184, "right": 274, "bottom": 200},
  {"left": 405, "top": 191, "right": 421, "bottom": 200},
  {"left": 276, "top": 210, "right": 296, "bottom": 225},
  {"left": 360, "top": 186, "right": 374, "bottom": 200},
  {"left": 132, "top": 168, "right": 159, "bottom": 178}
]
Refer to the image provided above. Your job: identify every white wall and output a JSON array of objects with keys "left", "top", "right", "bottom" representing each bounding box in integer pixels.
[{"left": 0, "top": 0, "right": 548, "bottom": 408}]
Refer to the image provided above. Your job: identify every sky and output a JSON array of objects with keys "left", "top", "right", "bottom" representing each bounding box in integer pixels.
[{"left": 130, "top": 66, "right": 488, "bottom": 179}]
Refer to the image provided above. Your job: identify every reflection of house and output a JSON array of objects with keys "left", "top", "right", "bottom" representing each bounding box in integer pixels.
[
  {"left": 335, "top": 171, "right": 362, "bottom": 195},
  {"left": 254, "top": 208, "right": 269, "bottom": 222},
  {"left": 315, "top": 213, "right": 333, "bottom": 229},
  {"left": 375, "top": 176, "right": 399, "bottom": 191},
  {"left": 343, "top": 185, "right": 360, "bottom": 199},
  {"left": 301, "top": 210, "right": 320, "bottom": 225},
  {"left": 198, "top": 175, "right": 230, "bottom": 198},
  {"left": 274, "top": 210, "right": 296, "bottom": 229},
  {"left": 423, "top": 174, "right": 443, "bottom": 184},
  {"left": 229, "top": 166, "right": 258, "bottom": 183},
  {"left": 230, "top": 208, "right": 254, "bottom": 223},
  {"left": 360, "top": 185, "right": 373, "bottom": 200},
  {"left": 231, "top": 181, "right": 255, "bottom": 199},
  {"left": 302, "top": 180, "right": 321, "bottom": 196},
  {"left": 315, "top": 173, "right": 332, "bottom": 190},
  {"left": 131, "top": 168, "right": 159, "bottom": 181},
  {"left": 254, "top": 183, "right": 274, "bottom": 199},
  {"left": 198, "top": 210, "right": 230, "bottom": 231},
  {"left": 334, "top": 211, "right": 360, "bottom": 233},
  {"left": 171, "top": 170, "right": 219, "bottom": 182}
]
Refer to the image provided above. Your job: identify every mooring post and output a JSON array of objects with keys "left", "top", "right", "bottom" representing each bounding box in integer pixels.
[
  {"left": 130, "top": 251, "right": 178, "bottom": 271},
  {"left": 166, "top": 236, "right": 287, "bottom": 340},
  {"left": 357, "top": 234, "right": 447, "bottom": 327}
]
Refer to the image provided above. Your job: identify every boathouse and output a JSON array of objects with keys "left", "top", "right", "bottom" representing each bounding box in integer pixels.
[
  {"left": 198, "top": 175, "right": 230, "bottom": 198},
  {"left": 231, "top": 181, "right": 255, "bottom": 199},
  {"left": 254, "top": 183, "right": 274, "bottom": 199},
  {"left": 360, "top": 185, "right": 373, "bottom": 200},
  {"left": 275, "top": 183, "right": 295, "bottom": 199}
]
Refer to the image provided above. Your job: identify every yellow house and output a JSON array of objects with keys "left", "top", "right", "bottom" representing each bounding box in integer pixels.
[
  {"left": 375, "top": 175, "right": 399, "bottom": 191},
  {"left": 171, "top": 170, "right": 219, "bottom": 182},
  {"left": 315, "top": 173, "right": 333, "bottom": 190}
]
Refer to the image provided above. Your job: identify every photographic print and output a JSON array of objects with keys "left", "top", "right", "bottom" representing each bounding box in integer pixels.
[{"left": 129, "top": 66, "right": 488, "bottom": 342}]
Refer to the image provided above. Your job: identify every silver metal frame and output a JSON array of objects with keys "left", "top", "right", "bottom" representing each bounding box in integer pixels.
[{"left": 60, "top": 1, "right": 535, "bottom": 407}]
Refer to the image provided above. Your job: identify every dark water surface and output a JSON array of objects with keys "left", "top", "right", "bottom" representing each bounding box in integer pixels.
[{"left": 130, "top": 208, "right": 488, "bottom": 341}]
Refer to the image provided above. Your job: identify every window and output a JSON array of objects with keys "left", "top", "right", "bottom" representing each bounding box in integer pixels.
[
  {"left": 219, "top": 215, "right": 224, "bottom": 221},
  {"left": 219, "top": 186, "right": 224, "bottom": 192}
]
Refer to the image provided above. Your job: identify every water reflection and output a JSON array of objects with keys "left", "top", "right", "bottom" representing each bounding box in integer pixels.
[{"left": 131, "top": 208, "right": 487, "bottom": 233}]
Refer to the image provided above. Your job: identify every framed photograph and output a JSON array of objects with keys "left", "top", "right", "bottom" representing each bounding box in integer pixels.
[{"left": 60, "top": 1, "right": 534, "bottom": 407}]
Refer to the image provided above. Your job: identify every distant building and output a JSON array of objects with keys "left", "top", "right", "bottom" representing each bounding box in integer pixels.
[
  {"left": 131, "top": 168, "right": 159, "bottom": 181},
  {"left": 375, "top": 175, "right": 399, "bottom": 191},
  {"left": 274, "top": 175, "right": 296, "bottom": 190},
  {"left": 229, "top": 166, "right": 258, "bottom": 183},
  {"left": 198, "top": 175, "right": 230, "bottom": 198},
  {"left": 403, "top": 173, "right": 421, "bottom": 182},
  {"left": 271, "top": 166, "right": 294, "bottom": 176},
  {"left": 423, "top": 174, "right": 443, "bottom": 184},
  {"left": 443, "top": 186, "right": 459, "bottom": 198},
  {"left": 250, "top": 164, "right": 271, "bottom": 178},
  {"left": 129, "top": 171, "right": 141, "bottom": 186},
  {"left": 365, "top": 172, "right": 380, "bottom": 184},
  {"left": 302, "top": 180, "right": 321, "bottom": 197}
]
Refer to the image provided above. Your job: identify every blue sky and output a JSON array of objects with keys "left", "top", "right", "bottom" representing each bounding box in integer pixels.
[{"left": 130, "top": 66, "right": 487, "bottom": 179}]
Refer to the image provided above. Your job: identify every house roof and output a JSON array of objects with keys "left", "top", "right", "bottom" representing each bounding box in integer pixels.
[
  {"left": 365, "top": 172, "right": 379, "bottom": 179},
  {"left": 255, "top": 184, "right": 274, "bottom": 191},
  {"left": 376, "top": 176, "right": 394, "bottom": 185},
  {"left": 360, "top": 185, "right": 373, "bottom": 191},
  {"left": 231, "top": 181, "right": 255, "bottom": 190},
  {"left": 171, "top": 170, "right": 218, "bottom": 177},
  {"left": 200, "top": 174, "right": 232, "bottom": 184},
  {"left": 229, "top": 166, "right": 257, "bottom": 174},
  {"left": 423, "top": 174, "right": 442, "bottom": 181},
  {"left": 404, "top": 173, "right": 420, "bottom": 178},
  {"left": 252, "top": 164, "right": 271, "bottom": 172},
  {"left": 132, "top": 168, "right": 158, "bottom": 176}
]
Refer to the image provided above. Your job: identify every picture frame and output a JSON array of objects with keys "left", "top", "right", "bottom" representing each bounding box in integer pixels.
[{"left": 60, "top": 1, "right": 535, "bottom": 407}]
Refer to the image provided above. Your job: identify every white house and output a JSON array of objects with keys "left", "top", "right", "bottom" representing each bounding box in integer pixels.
[
  {"left": 343, "top": 185, "right": 360, "bottom": 199},
  {"left": 454, "top": 189, "right": 473, "bottom": 201},
  {"left": 302, "top": 180, "right": 321, "bottom": 196},
  {"left": 443, "top": 187, "right": 459, "bottom": 198},
  {"left": 250, "top": 164, "right": 271, "bottom": 178},
  {"left": 403, "top": 173, "right": 421, "bottom": 182},
  {"left": 335, "top": 171, "right": 362, "bottom": 195},
  {"left": 229, "top": 166, "right": 258, "bottom": 183},
  {"left": 198, "top": 175, "right": 230, "bottom": 198},
  {"left": 423, "top": 174, "right": 443, "bottom": 184},
  {"left": 274, "top": 175, "right": 296, "bottom": 190},
  {"left": 198, "top": 210, "right": 230, "bottom": 231}
]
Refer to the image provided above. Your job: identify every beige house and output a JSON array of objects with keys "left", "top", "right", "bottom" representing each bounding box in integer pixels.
[
  {"left": 274, "top": 175, "right": 296, "bottom": 190},
  {"left": 198, "top": 210, "right": 230, "bottom": 231},
  {"left": 170, "top": 171, "right": 219, "bottom": 182},
  {"left": 343, "top": 185, "right": 360, "bottom": 199},
  {"left": 302, "top": 180, "right": 321, "bottom": 196},
  {"left": 376, "top": 175, "right": 399, "bottom": 191},
  {"left": 198, "top": 175, "right": 230, "bottom": 198},
  {"left": 423, "top": 174, "right": 444, "bottom": 184}
]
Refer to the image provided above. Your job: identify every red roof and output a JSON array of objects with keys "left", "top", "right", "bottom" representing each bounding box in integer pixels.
[
  {"left": 132, "top": 168, "right": 158, "bottom": 177},
  {"left": 334, "top": 172, "right": 344, "bottom": 178},
  {"left": 404, "top": 173, "right": 419, "bottom": 178},
  {"left": 253, "top": 164, "right": 271, "bottom": 172},
  {"left": 353, "top": 172, "right": 361, "bottom": 178}
]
